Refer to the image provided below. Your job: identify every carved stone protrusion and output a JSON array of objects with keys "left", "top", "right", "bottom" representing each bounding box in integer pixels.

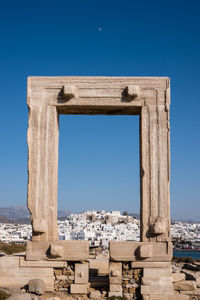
[
  {"left": 126, "top": 85, "right": 141, "bottom": 100},
  {"left": 50, "top": 243, "right": 63, "bottom": 258},
  {"left": 150, "top": 217, "right": 167, "bottom": 235},
  {"left": 75, "top": 263, "right": 89, "bottom": 284},
  {"left": 32, "top": 218, "right": 46, "bottom": 234},
  {"left": 139, "top": 244, "right": 153, "bottom": 258},
  {"left": 63, "top": 85, "right": 76, "bottom": 99},
  {"left": 109, "top": 262, "right": 122, "bottom": 284}
]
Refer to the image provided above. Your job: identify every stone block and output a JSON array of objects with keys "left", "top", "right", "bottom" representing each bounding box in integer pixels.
[
  {"left": 19, "top": 257, "right": 67, "bottom": 268},
  {"left": 89, "top": 291, "right": 102, "bottom": 299},
  {"left": 150, "top": 217, "right": 167, "bottom": 235},
  {"left": 63, "top": 85, "right": 76, "bottom": 98},
  {"left": 143, "top": 267, "right": 172, "bottom": 277},
  {"left": 26, "top": 240, "right": 89, "bottom": 261},
  {"left": 109, "top": 262, "right": 122, "bottom": 284},
  {"left": 75, "top": 263, "right": 89, "bottom": 284},
  {"left": 149, "top": 295, "right": 190, "bottom": 300},
  {"left": 0, "top": 256, "right": 20, "bottom": 268},
  {"left": 28, "top": 278, "right": 45, "bottom": 295},
  {"left": 0, "top": 267, "right": 53, "bottom": 277},
  {"left": 89, "top": 259, "right": 109, "bottom": 275},
  {"left": 142, "top": 277, "right": 172, "bottom": 286},
  {"left": 110, "top": 241, "right": 172, "bottom": 261},
  {"left": 139, "top": 244, "right": 153, "bottom": 258},
  {"left": 32, "top": 218, "right": 46, "bottom": 233},
  {"left": 108, "top": 292, "right": 123, "bottom": 297},
  {"left": 110, "top": 284, "right": 122, "bottom": 292},
  {"left": 50, "top": 244, "right": 62, "bottom": 258},
  {"left": 172, "top": 273, "right": 186, "bottom": 282},
  {"left": 131, "top": 262, "right": 171, "bottom": 268},
  {"left": 0, "top": 257, "right": 54, "bottom": 291},
  {"left": 70, "top": 284, "right": 88, "bottom": 294},
  {"left": 0, "top": 276, "right": 53, "bottom": 291},
  {"left": 141, "top": 285, "right": 174, "bottom": 294},
  {"left": 27, "top": 76, "right": 171, "bottom": 247},
  {"left": 174, "top": 280, "right": 196, "bottom": 291}
]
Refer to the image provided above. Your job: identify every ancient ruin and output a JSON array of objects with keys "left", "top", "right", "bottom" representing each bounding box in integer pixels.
[{"left": 0, "top": 77, "right": 195, "bottom": 299}]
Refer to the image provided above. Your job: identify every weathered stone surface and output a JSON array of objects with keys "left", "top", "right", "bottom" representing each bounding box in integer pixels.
[
  {"left": 75, "top": 263, "right": 89, "bottom": 284},
  {"left": 174, "top": 280, "right": 196, "bottom": 291},
  {"left": 0, "top": 256, "right": 54, "bottom": 291},
  {"left": 28, "top": 278, "right": 45, "bottom": 295},
  {"left": 141, "top": 285, "right": 174, "bottom": 294},
  {"left": 142, "top": 277, "right": 172, "bottom": 286},
  {"left": 27, "top": 104, "right": 59, "bottom": 242},
  {"left": 172, "top": 273, "right": 186, "bottom": 282},
  {"left": 0, "top": 256, "right": 20, "bottom": 268},
  {"left": 142, "top": 296, "right": 150, "bottom": 300},
  {"left": 89, "top": 290, "right": 102, "bottom": 299},
  {"left": 110, "top": 241, "right": 172, "bottom": 261},
  {"left": 0, "top": 277, "right": 53, "bottom": 291},
  {"left": 27, "top": 76, "right": 172, "bottom": 298},
  {"left": 32, "top": 218, "right": 46, "bottom": 234},
  {"left": 27, "top": 76, "right": 170, "bottom": 245},
  {"left": 26, "top": 241, "right": 89, "bottom": 261},
  {"left": 139, "top": 244, "right": 153, "bottom": 258},
  {"left": 7, "top": 295, "right": 38, "bottom": 300},
  {"left": 149, "top": 295, "right": 190, "bottom": 300},
  {"left": 19, "top": 257, "right": 67, "bottom": 268},
  {"left": 110, "top": 284, "right": 123, "bottom": 292},
  {"left": 108, "top": 291, "right": 123, "bottom": 297},
  {"left": 50, "top": 244, "right": 63, "bottom": 258},
  {"left": 131, "top": 262, "right": 171, "bottom": 268},
  {"left": 109, "top": 262, "right": 122, "bottom": 284},
  {"left": 88, "top": 258, "right": 109, "bottom": 275},
  {"left": 70, "top": 283, "right": 88, "bottom": 294},
  {"left": 143, "top": 267, "right": 172, "bottom": 277},
  {"left": 150, "top": 217, "right": 168, "bottom": 235}
]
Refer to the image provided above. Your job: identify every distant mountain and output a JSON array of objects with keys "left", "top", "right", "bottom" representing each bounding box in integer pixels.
[
  {"left": 0, "top": 206, "right": 71, "bottom": 223},
  {"left": 1, "top": 206, "right": 197, "bottom": 224},
  {"left": 58, "top": 210, "right": 71, "bottom": 218},
  {"left": 0, "top": 206, "right": 29, "bottom": 219},
  {"left": 0, "top": 216, "right": 11, "bottom": 223}
]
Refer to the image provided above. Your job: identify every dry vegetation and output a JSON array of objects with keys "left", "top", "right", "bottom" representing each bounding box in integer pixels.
[
  {"left": 0, "top": 290, "right": 11, "bottom": 300},
  {"left": 0, "top": 242, "right": 26, "bottom": 255}
]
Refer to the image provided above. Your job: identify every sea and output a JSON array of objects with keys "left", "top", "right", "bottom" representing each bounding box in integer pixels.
[{"left": 173, "top": 250, "right": 200, "bottom": 260}]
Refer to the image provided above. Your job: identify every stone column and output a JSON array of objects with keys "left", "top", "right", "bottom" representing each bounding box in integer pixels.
[
  {"left": 140, "top": 102, "right": 170, "bottom": 242},
  {"left": 27, "top": 104, "right": 59, "bottom": 241}
]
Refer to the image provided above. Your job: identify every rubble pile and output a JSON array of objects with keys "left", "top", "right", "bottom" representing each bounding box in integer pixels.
[
  {"left": 54, "top": 264, "right": 75, "bottom": 293},
  {"left": 122, "top": 264, "right": 142, "bottom": 299}
]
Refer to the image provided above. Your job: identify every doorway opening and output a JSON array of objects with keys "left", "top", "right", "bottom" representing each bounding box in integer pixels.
[{"left": 58, "top": 115, "right": 140, "bottom": 247}]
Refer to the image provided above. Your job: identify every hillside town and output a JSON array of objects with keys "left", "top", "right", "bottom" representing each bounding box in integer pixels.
[{"left": 0, "top": 210, "right": 200, "bottom": 250}]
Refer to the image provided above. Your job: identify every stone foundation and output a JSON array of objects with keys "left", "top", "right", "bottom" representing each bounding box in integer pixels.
[{"left": 0, "top": 254, "right": 200, "bottom": 299}]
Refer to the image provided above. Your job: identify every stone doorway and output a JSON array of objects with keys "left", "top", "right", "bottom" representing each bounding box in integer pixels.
[
  {"left": 26, "top": 76, "right": 173, "bottom": 298},
  {"left": 27, "top": 76, "right": 171, "bottom": 245}
]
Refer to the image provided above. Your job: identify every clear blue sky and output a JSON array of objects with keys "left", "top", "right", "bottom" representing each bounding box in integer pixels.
[{"left": 0, "top": 0, "right": 199, "bottom": 220}]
